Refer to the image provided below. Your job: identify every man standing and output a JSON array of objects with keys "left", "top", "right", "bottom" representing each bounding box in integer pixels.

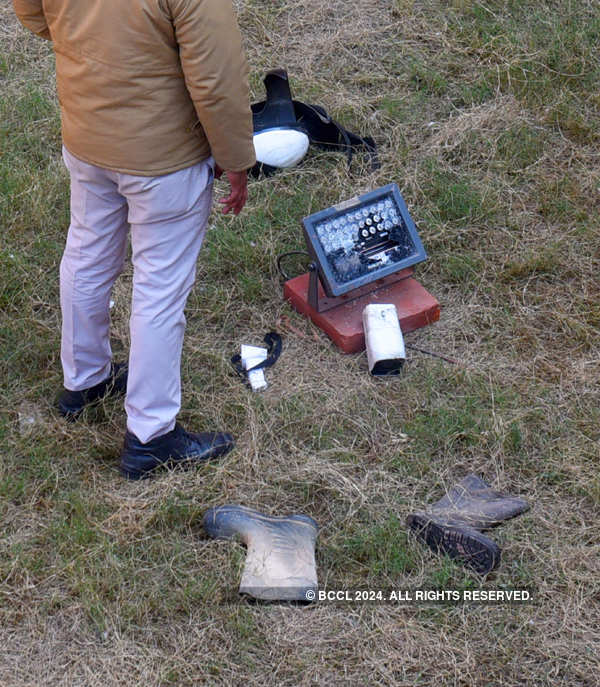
[{"left": 13, "top": 0, "right": 256, "bottom": 479}]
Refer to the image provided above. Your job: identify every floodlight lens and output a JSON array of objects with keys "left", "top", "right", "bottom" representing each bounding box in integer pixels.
[{"left": 301, "top": 183, "right": 427, "bottom": 297}]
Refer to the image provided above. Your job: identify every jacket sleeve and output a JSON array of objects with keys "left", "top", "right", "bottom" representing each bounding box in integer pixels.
[
  {"left": 169, "top": 0, "right": 256, "bottom": 172},
  {"left": 12, "top": 0, "right": 51, "bottom": 40}
]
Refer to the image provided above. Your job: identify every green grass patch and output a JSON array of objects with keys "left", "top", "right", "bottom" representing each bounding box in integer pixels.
[
  {"left": 450, "top": 1, "right": 600, "bottom": 109},
  {"left": 326, "top": 514, "right": 417, "bottom": 580},
  {"left": 495, "top": 125, "right": 547, "bottom": 171},
  {"left": 419, "top": 159, "right": 492, "bottom": 225}
]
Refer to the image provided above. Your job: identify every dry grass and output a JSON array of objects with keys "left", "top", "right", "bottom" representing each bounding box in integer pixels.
[{"left": 1, "top": 0, "right": 599, "bottom": 685}]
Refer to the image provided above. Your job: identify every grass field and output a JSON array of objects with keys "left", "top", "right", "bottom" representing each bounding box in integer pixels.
[{"left": 1, "top": 0, "right": 599, "bottom": 684}]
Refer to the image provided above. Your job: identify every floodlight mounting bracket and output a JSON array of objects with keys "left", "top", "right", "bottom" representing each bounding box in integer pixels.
[{"left": 307, "top": 261, "right": 414, "bottom": 313}]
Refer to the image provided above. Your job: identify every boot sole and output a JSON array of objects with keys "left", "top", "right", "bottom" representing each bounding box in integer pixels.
[{"left": 406, "top": 513, "right": 500, "bottom": 575}]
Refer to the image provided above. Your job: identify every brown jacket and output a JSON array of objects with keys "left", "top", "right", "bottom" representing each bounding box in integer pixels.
[{"left": 12, "top": 0, "right": 256, "bottom": 175}]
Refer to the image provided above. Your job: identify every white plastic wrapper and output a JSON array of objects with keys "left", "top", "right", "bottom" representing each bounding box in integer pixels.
[
  {"left": 362, "top": 303, "right": 406, "bottom": 375},
  {"left": 241, "top": 344, "right": 268, "bottom": 391},
  {"left": 253, "top": 129, "right": 310, "bottom": 168}
]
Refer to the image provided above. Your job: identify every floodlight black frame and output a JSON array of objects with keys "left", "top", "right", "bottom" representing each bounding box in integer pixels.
[{"left": 301, "top": 183, "right": 427, "bottom": 299}]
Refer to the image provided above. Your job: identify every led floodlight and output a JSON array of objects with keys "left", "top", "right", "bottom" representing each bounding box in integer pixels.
[
  {"left": 284, "top": 183, "right": 438, "bottom": 353},
  {"left": 302, "top": 184, "right": 427, "bottom": 305}
]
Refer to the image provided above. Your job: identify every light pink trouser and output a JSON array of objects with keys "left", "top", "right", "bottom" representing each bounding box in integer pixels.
[{"left": 60, "top": 146, "right": 213, "bottom": 443}]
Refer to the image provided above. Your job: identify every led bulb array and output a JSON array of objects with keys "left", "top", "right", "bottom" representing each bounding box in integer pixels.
[
  {"left": 301, "top": 184, "right": 427, "bottom": 297},
  {"left": 315, "top": 198, "right": 403, "bottom": 258}
]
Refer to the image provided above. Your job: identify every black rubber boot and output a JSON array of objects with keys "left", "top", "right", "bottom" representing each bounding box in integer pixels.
[
  {"left": 57, "top": 362, "right": 128, "bottom": 420},
  {"left": 120, "top": 423, "right": 234, "bottom": 480},
  {"left": 203, "top": 505, "right": 319, "bottom": 601},
  {"left": 407, "top": 474, "right": 529, "bottom": 575},
  {"left": 406, "top": 513, "right": 501, "bottom": 575},
  {"left": 426, "top": 474, "right": 530, "bottom": 529}
]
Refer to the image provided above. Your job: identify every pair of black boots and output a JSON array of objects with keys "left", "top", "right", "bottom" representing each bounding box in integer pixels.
[
  {"left": 57, "top": 363, "right": 233, "bottom": 479},
  {"left": 407, "top": 474, "right": 529, "bottom": 575}
]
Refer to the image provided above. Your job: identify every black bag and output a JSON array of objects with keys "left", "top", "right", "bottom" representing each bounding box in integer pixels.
[{"left": 250, "top": 69, "right": 379, "bottom": 178}]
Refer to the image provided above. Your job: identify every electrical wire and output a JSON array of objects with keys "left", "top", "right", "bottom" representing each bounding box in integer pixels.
[
  {"left": 276, "top": 251, "right": 311, "bottom": 280},
  {"left": 405, "top": 344, "right": 457, "bottom": 364}
]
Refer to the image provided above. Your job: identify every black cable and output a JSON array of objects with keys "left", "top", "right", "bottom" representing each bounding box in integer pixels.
[
  {"left": 405, "top": 344, "right": 457, "bottom": 365},
  {"left": 276, "top": 251, "right": 311, "bottom": 280}
]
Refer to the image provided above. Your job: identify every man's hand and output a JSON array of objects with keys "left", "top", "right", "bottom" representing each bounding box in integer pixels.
[{"left": 215, "top": 165, "right": 248, "bottom": 215}]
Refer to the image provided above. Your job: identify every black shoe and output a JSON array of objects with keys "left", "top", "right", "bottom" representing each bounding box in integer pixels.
[
  {"left": 406, "top": 513, "right": 501, "bottom": 575},
  {"left": 57, "top": 362, "right": 128, "bottom": 420},
  {"left": 120, "top": 422, "right": 234, "bottom": 480}
]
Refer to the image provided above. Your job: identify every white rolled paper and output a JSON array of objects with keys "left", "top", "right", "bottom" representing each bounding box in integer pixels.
[{"left": 241, "top": 344, "right": 268, "bottom": 391}]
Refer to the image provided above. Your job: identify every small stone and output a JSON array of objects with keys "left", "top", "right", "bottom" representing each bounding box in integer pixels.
[{"left": 18, "top": 403, "right": 44, "bottom": 435}]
